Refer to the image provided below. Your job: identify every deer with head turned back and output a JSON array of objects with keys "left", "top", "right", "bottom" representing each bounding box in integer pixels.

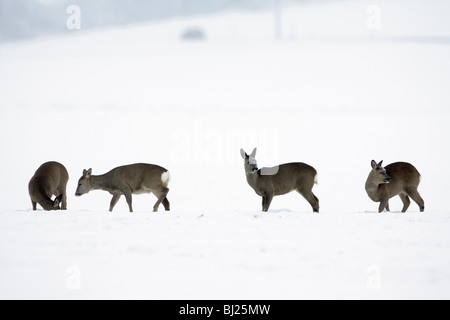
[
  {"left": 366, "top": 160, "right": 425, "bottom": 213},
  {"left": 28, "top": 161, "right": 69, "bottom": 211},
  {"left": 240, "top": 148, "right": 319, "bottom": 213},
  {"left": 75, "top": 163, "right": 170, "bottom": 213}
]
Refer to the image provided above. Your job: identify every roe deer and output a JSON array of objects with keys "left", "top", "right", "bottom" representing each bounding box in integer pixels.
[
  {"left": 240, "top": 148, "right": 319, "bottom": 213},
  {"left": 75, "top": 163, "right": 170, "bottom": 213},
  {"left": 28, "top": 161, "right": 69, "bottom": 211},
  {"left": 366, "top": 160, "right": 425, "bottom": 213}
]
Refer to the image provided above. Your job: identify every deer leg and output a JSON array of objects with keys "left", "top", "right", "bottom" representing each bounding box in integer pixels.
[
  {"left": 263, "top": 193, "right": 274, "bottom": 212},
  {"left": 405, "top": 186, "right": 425, "bottom": 212},
  {"left": 162, "top": 197, "right": 170, "bottom": 211},
  {"left": 298, "top": 189, "right": 320, "bottom": 213},
  {"left": 109, "top": 193, "right": 121, "bottom": 212},
  {"left": 32, "top": 200, "right": 37, "bottom": 211},
  {"left": 309, "top": 192, "right": 320, "bottom": 213},
  {"left": 123, "top": 190, "right": 133, "bottom": 213},
  {"left": 61, "top": 194, "right": 67, "bottom": 210},
  {"left": 379, "top": 198, "right": 389, "bottom": 213},
  {"left": 386, "top": 202, "right": 391, "bottom": 212},
  {"left": 399, "top": 193, "right": 411, "bottom": 213},
  {"left": 153, "top": 188, "right": 169, "bottom": 212},
  {"left": 60, "top": 190, "right": 67, "bottom": 210}
]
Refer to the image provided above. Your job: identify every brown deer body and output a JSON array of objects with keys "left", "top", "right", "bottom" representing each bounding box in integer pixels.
[
  {"left": 366, "top": 160, "right": 425, "bottom": 213},
  {"left": 75, "top": 163, "right": 170, "bottom": 212},
  {"left": 28, "top": 162, "right": 69, "bottom": 211},
  {"left": 241, "top": 148, "right": 319, "bottom": 213}
]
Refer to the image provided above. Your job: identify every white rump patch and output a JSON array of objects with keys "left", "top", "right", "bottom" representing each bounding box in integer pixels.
[{"left": 161, "top": 171, "right": 171, "bottom": 187}]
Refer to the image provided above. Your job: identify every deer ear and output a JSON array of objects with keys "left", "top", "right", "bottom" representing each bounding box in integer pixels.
[
  {"left": 83, "top": 168, "right": 92, "bottom": 178},
  {"left": 378, "top": 160, "right": 384, "bottom": 168},
  {"left": 371, "top": 160, "right": 378, "bottom": 170},
  {"left": 251, "top": 148, "right": 257, "bottom": 158},
  {"left": 240, "top": 149, "right": 248, "bottom": 159}
]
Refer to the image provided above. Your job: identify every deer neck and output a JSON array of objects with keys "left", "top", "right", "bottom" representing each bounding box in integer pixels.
[
  {"left": 365, "top": 174, "right": 383, "bottom": 201},
  {"left": 90, "top": 174, "right": 111, "bottom": 191},
  {"left": 245, "top": 168, "right": 261, "bottom": 189},
  {"left": 33, "top": 185, "right": 56, "bottom": 210}
]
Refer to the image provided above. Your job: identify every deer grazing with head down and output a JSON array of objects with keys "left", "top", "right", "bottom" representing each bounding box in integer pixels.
[
  {"left": 28, "top": 161, "right": 69, "bottom": 211},
  {"left": 366, "top": 160, "right": 425, "bottom": 213},
  {"left": 75, "top": 163, "right": 170, "bottom": 213},
  {"left": 240, "top": 148, "right": 319, "bottom": 213}
]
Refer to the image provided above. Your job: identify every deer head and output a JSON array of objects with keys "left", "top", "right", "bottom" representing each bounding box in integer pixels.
[
  {"left": 75, "top": 169, "right": 92, "bottom": 196},
  {"left": 240, "top": 148, "right": 258, "bottom": 172},
  {"left": 370, "top": 160, "right": 392, "bottom": 184}
]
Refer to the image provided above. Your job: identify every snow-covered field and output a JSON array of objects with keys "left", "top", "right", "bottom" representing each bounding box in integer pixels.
[{"left": 1, "top": 1, "right": 450, "bottom": 299}]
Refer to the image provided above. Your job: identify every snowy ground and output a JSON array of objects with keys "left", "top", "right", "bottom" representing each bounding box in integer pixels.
[{"left": 1, "top": 1, "right": 450, "bottom": 300}]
